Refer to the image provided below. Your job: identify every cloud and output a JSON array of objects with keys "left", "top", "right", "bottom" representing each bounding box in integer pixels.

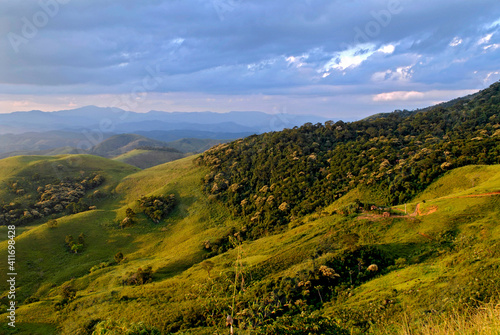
[
  {"left": 373, "top": 91, "right": 425, "bottom": 102},
  {"left": 0, "top": 0, "right": 500, "bottom": 117},
  {"left": 372, "top": 89, "right": 479, "bottom": 103}
]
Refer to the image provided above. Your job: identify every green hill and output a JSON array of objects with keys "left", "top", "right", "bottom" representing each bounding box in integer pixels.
[
  {"left": 113, "top": 149, "right": 187, "bottom": 169},
  {"left": 0, "top": 156, "right": 499, "bottom": 334},
  {"left": 91, "top": 134, "right": 178, "bottom": 158},
  {"left": 164, "top": 138, "right": 230, "bottom": 154},
  {"left": 0, "top": 83, "right": 500, "bottom": 334}
]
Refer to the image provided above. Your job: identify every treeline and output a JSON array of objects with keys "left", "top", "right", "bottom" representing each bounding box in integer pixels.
[{"left": 197, "top": 82, "right": 500, "bottom": 238}]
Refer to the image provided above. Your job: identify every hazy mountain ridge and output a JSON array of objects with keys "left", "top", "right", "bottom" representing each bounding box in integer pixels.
[
  {"left": 0, "top": 107, "right": 328, "bottom": 134},
  {"left": 0, "top": 108, "right": 326, "bottom": 162}
]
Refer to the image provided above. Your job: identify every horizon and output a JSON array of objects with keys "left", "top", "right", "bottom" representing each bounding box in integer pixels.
[
  {"left": 0, "top": 84, "right": 487, "bottom": 123},
  {"left": 1, "top": 1, "right": 499, "bottom": 118}
]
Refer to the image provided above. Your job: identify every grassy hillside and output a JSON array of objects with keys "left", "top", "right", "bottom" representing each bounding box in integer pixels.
[
  {"left": 1, "top": 84, "right": 500, "bottom": 334},
  {"left": 0, "top": 154, "right": 499, "bottom": 334},
  {"left": 0, "top": 154, "right": 139, "bottom": 205},
  {"left": 164, "top": 138, "right": 230, "bottom": 154},
  {"left": 91, "top": 134, "right": 178, "bottom": 158},
  {"left": 113, "top": 149, "right": 187, "bottom": 169}
]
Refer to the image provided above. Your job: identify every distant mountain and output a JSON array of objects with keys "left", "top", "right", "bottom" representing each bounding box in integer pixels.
[
  {"left": 0, "top": 106, "right": 328, "bottom": 134},
  {"left": 0, "top": 107, "right": 327, "bottom": 158},
  {"left": 0, "top": 131, "right": 114, "bottom": 154},
  {"left": 0, "top": 130, "right": 252, "bottom": 157},
  {"left": 0, "top": 146, "right": 80, "bottom": 160}
]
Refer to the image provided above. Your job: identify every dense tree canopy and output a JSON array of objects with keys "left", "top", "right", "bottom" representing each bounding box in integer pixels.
[{"left": 197, "top": 82, "right": 500, "bottom": 238}]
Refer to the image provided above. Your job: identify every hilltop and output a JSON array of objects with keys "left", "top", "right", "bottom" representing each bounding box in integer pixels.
[
  {"left": 113, "top": 148, "right": 187, "bottom": 169},
  {"left": 0, "top": 83, "right": 499, "bottom": 334},
  {"left": 89, "top": 134, "right": 181, "bottom": 158}
]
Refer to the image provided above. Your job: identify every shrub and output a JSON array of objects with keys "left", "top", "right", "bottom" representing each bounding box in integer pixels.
[
  {"left": 122, "top": 266, "right": 154, "bottom": 286},
  {"left": 90, "top": 262, "right": 111, "bottom": 273},
  {"left": 138, "top": 194, "right": 176, "bottom": 223},
  {"left": 92, "top": 319, "right": 160, "bottom": 335},
  {"left": 61, "top": 283, "right": 76, "bottom": 300},
  {"left": 114, "top": 252, "right": 124, "bottom": 264},
  {"left": 254, "top": 313, "right": 348, "bottom": 335},
  {"left": 47, "top": 219, "right": 58, "bottom": 228}
]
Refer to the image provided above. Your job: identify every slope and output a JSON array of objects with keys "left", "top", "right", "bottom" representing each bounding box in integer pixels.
[
  {"left": 1, "top": 83, "right": 500, "bottom": 334},
  {"left": 90, "top": 134, "right": 178, "bottom": 158},
  {"left": 112, "top": 149, "right": 187, "bottom": 169},
  {"left": 0, "top": 157, "right": 499, "bottom": 334}
]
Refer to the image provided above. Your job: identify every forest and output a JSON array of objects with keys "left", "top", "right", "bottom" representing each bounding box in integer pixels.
[{"left": 197, "top": 82, "right": 500, "bottom": 239}]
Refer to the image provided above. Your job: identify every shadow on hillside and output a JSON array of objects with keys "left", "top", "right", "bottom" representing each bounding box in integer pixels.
[
  {"left": 154, "top": 254, "right": 203, "bottom": 280},
  {"left": 376, "top": 241, "right": 442, "bottom": 264}
]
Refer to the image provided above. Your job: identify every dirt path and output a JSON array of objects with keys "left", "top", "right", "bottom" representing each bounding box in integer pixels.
[{"left": 410, "top": 203, "right": 420, "bottom": 217}]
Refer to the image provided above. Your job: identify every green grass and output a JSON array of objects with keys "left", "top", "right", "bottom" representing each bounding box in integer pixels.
[
  {"left": 0, "top": 154, "right": 140, "bottom": 205},
  {"left": 113, "top": 149, "right": 186, "bottom": 169},
  {"left": 414, "top": 165, "right": 500, "bottom": 201},
  {"left": 1, "top": 156, "right": 500, "bottom": 334}
]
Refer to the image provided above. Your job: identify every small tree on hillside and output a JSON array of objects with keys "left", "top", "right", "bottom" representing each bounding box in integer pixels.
[
  {"left": 114, "top": 252, "right": 124, "bottom": 264},
  {"left": 47, "top": 219, "right": 58, "bottom": 228}
]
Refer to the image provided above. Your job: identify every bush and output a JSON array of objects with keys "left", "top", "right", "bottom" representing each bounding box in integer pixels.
[
  {"left": 138, "top": 194, "right": 176, "bottom": 223},
  {"left": 61, "top": 283, "right": 77, "bottom": 300},
  {"left": 92, "top": 319, "right": 160, "bottom": 335},
  {"left": 254, "top": 313, "right": 348, "bottom": 335},
  {"left": 47, "top": 219, "right": 58, "bottom": 228},
  {"left": 115, "top": 252, "right": 124, "bottom": 264},
  {"left": 122, "top": 266, "right": 154, "bottom": 286},
  {"left": 90, "top": 262, "right": 111, "bottom": 273}
]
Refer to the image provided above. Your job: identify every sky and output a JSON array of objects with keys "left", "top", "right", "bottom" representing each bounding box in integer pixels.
[{"left": 1, "top": 0, "right": 500, "bottom": 120}]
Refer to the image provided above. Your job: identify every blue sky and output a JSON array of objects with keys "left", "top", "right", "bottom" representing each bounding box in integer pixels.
[{"left": 1, "top": 0, "right": 500, "bottom": 119}]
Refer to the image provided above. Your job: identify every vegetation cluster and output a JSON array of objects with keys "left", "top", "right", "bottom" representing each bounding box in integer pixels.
[
  {"left": 197, "top": 82, "right": 500, "bottom": 238},
  {"left": 0, "top": 172, "right": 105, "bottom": 226},
  {"left": 138, "top": 194, "right": 177, "bottom": 223}
]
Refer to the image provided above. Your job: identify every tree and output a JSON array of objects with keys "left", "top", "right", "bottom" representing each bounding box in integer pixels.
[
  {"left": 201, "top": 260, "right": 215, "bottom": 278},
  {"left": 114, "top": 252, "right": 124, "bottom": 264},
  {"left": 71, "top": 243, "right": 84, "bottom": 254},
  {"left": 47, "top": 219, "right": 58, "bottom": 228},
  {"left": 126, "top": 208, "right": 136, "bottom": 218},
  {"left": 61, "top": 283, "right": 76, "bottom": 300}
]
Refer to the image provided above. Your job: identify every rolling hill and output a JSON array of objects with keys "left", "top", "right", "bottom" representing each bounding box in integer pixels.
[
  {"left": 0, "top": 156, "right": 499, "bottom": 334},
  {"left": 90, "top": 134, "right": 175, "bottom": 158},
  {"left": 0, "top": 83, "right": 499, "bottom": 334},
  {"left": 113, "top": 149, "right": 187, "bottom": 169}
]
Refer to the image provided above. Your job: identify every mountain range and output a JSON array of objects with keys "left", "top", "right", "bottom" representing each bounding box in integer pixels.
[
  {"left": 0, "top": 106, "right": 327, "bottom": 135},
  {"left": 0, "top": 107, "right": 328, "bottom": 161}
]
